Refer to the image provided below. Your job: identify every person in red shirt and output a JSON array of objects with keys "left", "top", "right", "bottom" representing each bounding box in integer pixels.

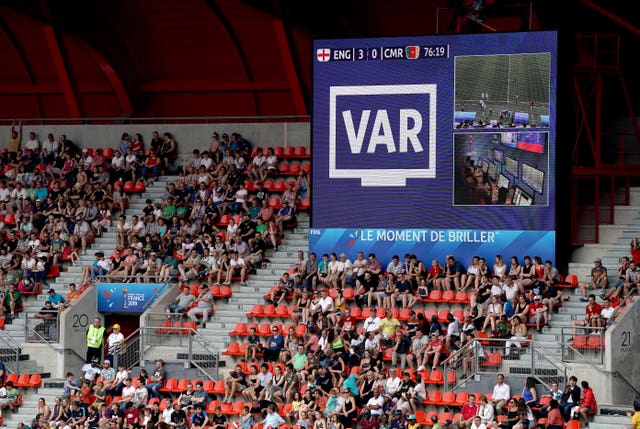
[
  {"left": 141, "top": 149, "right": 160, "bottom": 181},
  {"left": 631, "top": 237, "right": 640, "bottom": 265},
  {"left": 454, "top": 393, "right": 479, "bottom": 429},
  {"left": 426, "top": 259, "right": 443, "bottom": 291},
  {"left": 528, "top": 295, "right": 548, "bottom": 332},
  {"left": 575, "top": 381, "right": 597, "bottom": 427},
  {"left": 571, "top": 294, "right": 602, "bottom": 335},
  {"left": 122, "top": 401, "right": 141, "bottom": 429},
  {"left": 417, "top": 332, "right": 447, "bottom": 371},
  {"left": 341, "top": 311, "right": 358, "bottom": 335}
]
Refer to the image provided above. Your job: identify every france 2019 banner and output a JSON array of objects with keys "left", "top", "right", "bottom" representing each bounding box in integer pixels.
[
  {"left": 311, "top": 31, "right": 557, "bottom": 266},
  {"left": 97, "top": 283, "right": 168, "bottom": 314}
]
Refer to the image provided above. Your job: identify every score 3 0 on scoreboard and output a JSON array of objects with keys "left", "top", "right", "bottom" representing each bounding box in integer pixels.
[
  {"left": 311, "top": 31, "right": 557, "bottom": 265},
  {"left": 316, "top": 45, "right": 449, "bottom": 62}
]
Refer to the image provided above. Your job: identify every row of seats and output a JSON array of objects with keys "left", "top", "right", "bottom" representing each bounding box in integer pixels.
[
  {"left": 114, "top": 180, "right": 147, "bottom": 193},
  {"left": 249, "top": 146, "right": 310, "bottom": 159},
  {"left": 243, "top": 303, "right": 468, "bottom": 324},
  {"left": 78, "top": 145, "right": 311, "bottom": 161},
  {"left": 3, "top": 373, "right": 42, "bottom": 388}
]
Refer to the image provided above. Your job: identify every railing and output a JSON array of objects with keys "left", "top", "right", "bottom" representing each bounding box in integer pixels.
[
  {"left": 611, "top": 287, "right": 637, "bottom": 322},
  {"left": 0, "top": 330, "right": 23, "bottom": 373},
  {"left": 117, "top": 314, "right": 221, "bottom": 381},
  {"left": 443, "top": 337, "right": 571, "bottom": 392},
  {"left": 559, "top": 326, "right": 606, "bottom": 365},
  {"left": 24, "top": 312, "right": 61, "bottom": 344}
]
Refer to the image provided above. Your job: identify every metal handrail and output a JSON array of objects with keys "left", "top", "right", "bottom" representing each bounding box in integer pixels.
[
  {"left": 442, "top": 336, "right": 571, "bottom": 392},
  {"left": 24, "top": 311, "right": 61, "bottom": 344},
  {"left": 0, "top": 330, "right": 23, "bottom": 373},
  {"left": 560, "top": 326, "right": 606, "bottom": 365},
  {"left": 611, "top": 286, "right": 637, "bottom": 322},
  {"left": 115, "top": 322, "right": 220, "bottom": 381}
]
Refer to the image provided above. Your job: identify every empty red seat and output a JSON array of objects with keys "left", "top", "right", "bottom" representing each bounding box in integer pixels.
[
  {"left": 123, "top": 181, "right": 135, "bottom": 193},
  {"left": 283, "top": 146, "right": 295, "bottom": 158},
  {"left": 134, "top": 181, "right": 146, "bottom": 192}
]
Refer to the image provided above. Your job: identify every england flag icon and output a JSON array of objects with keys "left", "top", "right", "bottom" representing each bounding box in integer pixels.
[{"left": 316, "top": 48, "right": 331, "bottom": 62}]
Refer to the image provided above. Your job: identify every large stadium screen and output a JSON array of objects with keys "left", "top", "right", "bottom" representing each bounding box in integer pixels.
[{"left": 311, "top": 31, "right": 557, "bottom": 264}]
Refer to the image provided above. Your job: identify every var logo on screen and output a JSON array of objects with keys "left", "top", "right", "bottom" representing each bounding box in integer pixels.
[{"left": 329, "top": 84, "right": 436, "bottom": 187}]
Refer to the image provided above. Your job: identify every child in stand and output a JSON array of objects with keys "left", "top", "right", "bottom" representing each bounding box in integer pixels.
[{"left": 240, "top": 405, "right": 254, "bottom": 429}]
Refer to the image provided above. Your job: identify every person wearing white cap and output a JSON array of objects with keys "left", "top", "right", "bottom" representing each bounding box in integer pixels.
[
  {"left": 528, "top": 294, "right": 548, "bottom": 332},
  {"left": 107, "top": 323, "right": 125, "bottom": 366}
]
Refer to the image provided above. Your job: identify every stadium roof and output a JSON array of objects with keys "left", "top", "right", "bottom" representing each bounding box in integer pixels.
[{"left": 0, "top": 0, "right": 637, "bottom": 120}]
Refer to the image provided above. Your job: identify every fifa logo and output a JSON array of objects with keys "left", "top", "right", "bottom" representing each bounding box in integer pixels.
[{"left": 329, "top": 84, "right": 437, "bottom": 187}]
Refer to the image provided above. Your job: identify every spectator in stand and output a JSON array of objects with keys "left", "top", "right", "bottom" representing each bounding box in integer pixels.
[
  {"left": 579, "top": 258, "right": 608, "bottom": 300},
  {"left": 559, "top": 376, "right": 581, "bottom": 422},
  {"left": 544, "top": 399, "right": 564, "bottom": 429},
  {"left": 491, "top": 373, "right": 511, "bottom": 415},
  {"left": 623, "top": 259, "right": 640, "bottom": 297},
  {"left": 599, "top": 297, "right": 616, "bottom": 328},
  {"left": 1, "top": 283, "right": 22, "bottom": 320},
  {"left": 222, "top": 364, "right": 246, "bottom": 404},
  {"left": 438, "top": 255, "right": 465, "bottom": 291},
  {"left": 33, "top": 299, "right": 58, "bottom": 340},
  {"left": 186, "top": 284, "right": 212, "bottom": 327},
  {"left": 453, "top": 393, "right": 479, "bottom": 429},
  {"left": 573, "top": 381, "right": 597, "bottom": 427},
  {"left": 521, "top": 377, "right": 538, "bottom": 410},
  {"left": 417, "top": 332, "right": 447, "bottom": 371},
  {"left": 263, "top": 325, "right": 285, "bottom": 362},
  {"left": 631, "top": 237, "right": 640, "bottom": 265},
  {"left": 165, "top": 287, "right": 196, "bottom": 320},
  {"left": 626, "top": 400, "right": 640, "bottom": 429},
  {"left": 528, "top": 295, "right": 548, "bottom": 332},
  {"left": 603, "top": 256, "right": 628, "bottom": 301},
  {"left": 159, "top": 132, "right": 177, "bottom": 174},
  {"left": 275, "top": 201, "right": 296, "bottom": 233},
  {"left": 70, "top": 216, "right": 92, "bottom": 255},
  {"left": 572, "top": 294, "right": 602, "bottom": 335}
]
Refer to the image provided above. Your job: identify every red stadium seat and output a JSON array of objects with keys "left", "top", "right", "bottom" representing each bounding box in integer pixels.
[
  {"left": 278, "top": 162, "right": 290, "bottom": 175},
  {"left": 283, "top": 146, "right": 295, "bottom": 158},
  {"left": 297, "top": 197, "right": 310, "bottom": 211},
  {"left": 268, "top": 196, "right": 281, "bottom": 209}
]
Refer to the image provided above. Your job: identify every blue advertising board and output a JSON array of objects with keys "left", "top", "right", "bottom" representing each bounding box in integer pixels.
[
  {"left": 97, "top": 283, "right": 168, "bottom": 314},
  {"left": 309, "top": 228, "right": 555, "bottom": 269},
  {"left": 311, "top": 31, "right": 557, "bottom": 264}
]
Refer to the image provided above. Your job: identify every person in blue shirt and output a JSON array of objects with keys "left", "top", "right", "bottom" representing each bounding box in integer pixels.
[
  {"left": 190, "top": 404, "right": 210, "bottom": 429},
  {"left": 46, "top": 288, "right": 67, "bottom": 310},
  {"left": 263, "top": 326, "right": 285, "bottom": 362},
  {"left": 261, "top": 403, "right": 285, "bottom": 429}
]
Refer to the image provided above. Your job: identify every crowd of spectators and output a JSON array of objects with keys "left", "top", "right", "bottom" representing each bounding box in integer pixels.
[
  {"left": 204, "top": 248, "right": 616, "bottom": 429},
  {"left": 0, "top": 122, "right": 632, "bottom": 429},
  {"left": 0, "top": 124, "right": 311, "bottom": 428}
]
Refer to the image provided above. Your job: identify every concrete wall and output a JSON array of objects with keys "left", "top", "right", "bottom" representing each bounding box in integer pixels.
[
  {"left": 0, "top": 122, "right": 310, "bottom": 153},
  {"left": 604, "top": 297, "right": 640, "bottom": 403}
]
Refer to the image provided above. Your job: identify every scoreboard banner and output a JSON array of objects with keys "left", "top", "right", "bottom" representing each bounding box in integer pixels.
[
  {"left": 311, "top": 31, "right": 557, "bottom": 265},
  {"left": 309, "top": 229, "right": 555, "bottom": 268}
]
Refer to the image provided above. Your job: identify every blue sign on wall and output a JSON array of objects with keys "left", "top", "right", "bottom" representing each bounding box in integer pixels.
[{"left": 97, "top": 283, "right": 168, "bottom": 314}]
